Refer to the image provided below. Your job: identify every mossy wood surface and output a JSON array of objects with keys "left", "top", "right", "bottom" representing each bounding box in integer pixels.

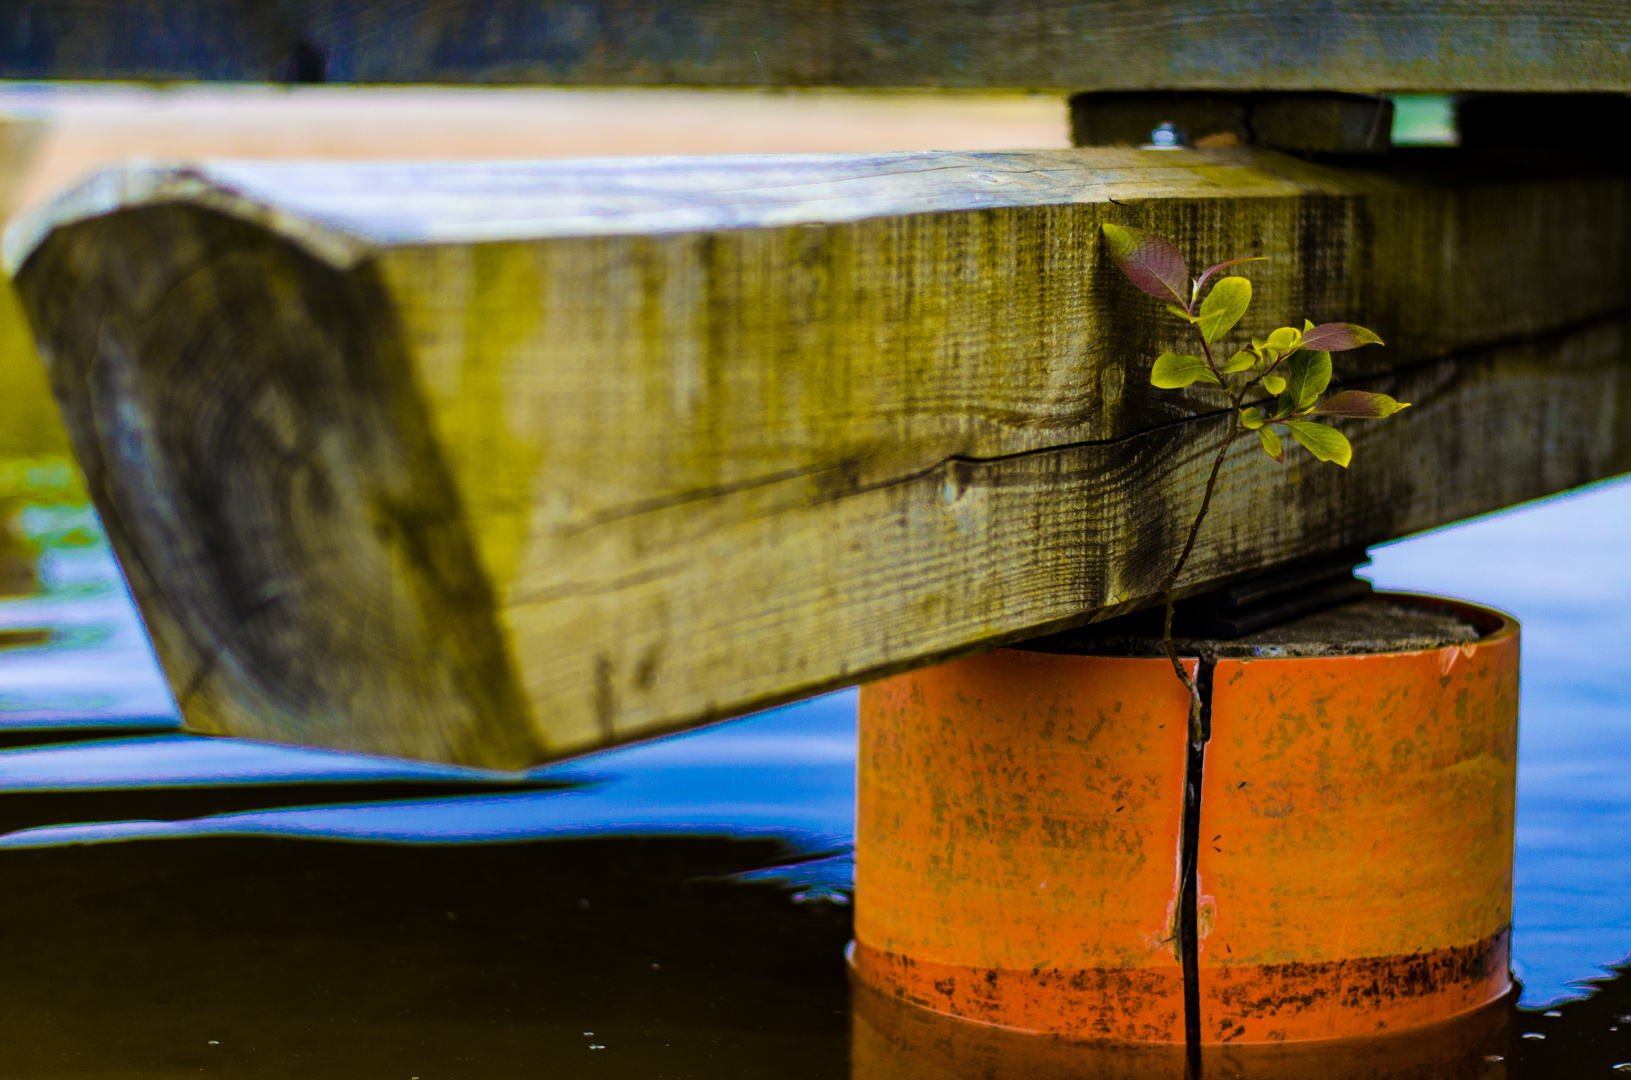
[
  {"left": 11, "top": 149, "right": 1631, "bottom": 767},
  {"left": 1, "top": 1, "right": 1628, "bottom": 91}
]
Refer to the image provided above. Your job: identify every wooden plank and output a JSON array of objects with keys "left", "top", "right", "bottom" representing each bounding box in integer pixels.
[
  {"left": 0, "top": 1, "right": 1627, "bottom": 92},
  {"left": 9, "top": 148, "right": 1631, "bottom": 767}
]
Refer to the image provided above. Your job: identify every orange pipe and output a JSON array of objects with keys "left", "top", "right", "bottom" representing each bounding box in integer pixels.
[{"left": 852, "top": 595, "right": 1518, "bottom": 1045}]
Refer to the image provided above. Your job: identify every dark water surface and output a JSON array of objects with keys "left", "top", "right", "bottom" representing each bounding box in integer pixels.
[
  {"left": 0, "top": 832, "right": 1625, "bottom": 1079},
  {"left": 2, "top": 480, "right": 1631, "bottom": 1076}
]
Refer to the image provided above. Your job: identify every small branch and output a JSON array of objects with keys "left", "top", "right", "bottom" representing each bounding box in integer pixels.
[{"left": 1239, "top": 350, "right": 1288, "bottom": 396}]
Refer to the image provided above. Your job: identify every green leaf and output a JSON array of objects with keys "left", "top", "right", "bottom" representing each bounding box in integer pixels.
[
  {"left": 1306, "top": 390, "right": 1412, "bottom": 418},
  {"left": 1102, "top": 224, "right": 1190, "bottom": 306},
  {"left": 1258, "top": 425, "right": 1284, "bottom": 462},
  {"left": 1150, "top": 352, "right": 1220, "bottom": 388},
  {"left": 1284, "top": 420, "right": 1353, "bottom": 466},
  {"left": 1265, "top": 326, "right": 1300, "bottom": 353},
  {"left": 1222, "top": 349, "right": 1256, "bottom": 373},
  {"left": 1195, "top": 276, "right": 1252, "bottom": 344},
  {"left": 1261, "top": 375, "right": 1287, "bottom": 395},
  {"left": 1285, "top": 350, "right": 1332, "bottom": 410},
  {"left": 1298, "top": 322, "right": 1384, "bottom": 352},
  {"left": 1165, "top": 303, "right": 1201, "bottom": 323},
  {"left": 1239, "top": 407, "right": 1265, "bottom": 429}
]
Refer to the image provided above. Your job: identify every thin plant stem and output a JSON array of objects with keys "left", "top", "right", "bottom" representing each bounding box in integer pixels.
[{"left": 1161, "top": 378, "right": 1240, "bottom": 747}]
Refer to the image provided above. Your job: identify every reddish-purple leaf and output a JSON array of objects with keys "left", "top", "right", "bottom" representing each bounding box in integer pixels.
[
  {"left": 1297, "top": 323, "right": 1384, "bottom": 352},
  {"left": 1306, "top": 390, "right": 1410, "bottom": 418},
  {"left": 1193, "top": 255, "right": 1267, "bottom": 298},
  {"left": 1101, "top": 224, "right": 1189, "bottom": 307}
]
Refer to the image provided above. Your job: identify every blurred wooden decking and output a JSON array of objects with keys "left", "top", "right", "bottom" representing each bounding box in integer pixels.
[
  {"left": 0, "top": 1, "right": 1625, "bottom": 91},
  {"left": 0, "top": 85, "right": 1073, "bottom": 221}
]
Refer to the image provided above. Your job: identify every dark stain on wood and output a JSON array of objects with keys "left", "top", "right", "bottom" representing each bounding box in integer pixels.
[{"left": 16, "top": 206, "right": 543, "bottom": 767}]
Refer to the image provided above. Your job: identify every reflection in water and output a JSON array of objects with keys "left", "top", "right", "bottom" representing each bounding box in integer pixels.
[
  {"left": 852, "top": 977, "right": 1510, "bottom": 1080},
  {"left": 0, "top": 697, "right": 858, "bottom": 852},
  {"left": 0, "top": 828, "right": 1624, "bottom": 1078},
  {"left": 0, "top": 541, "right": 177, "bottom": 733},
  {"left": 0, "top": 835, "right": 854, "bottom": 1079}
]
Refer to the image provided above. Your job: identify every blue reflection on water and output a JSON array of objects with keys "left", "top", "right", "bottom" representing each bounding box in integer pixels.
[
  {"left": 0, "top": 543, "right": 177, "bottom": 728},
  {"left": 2, "top": 479, "right": 1629, "bottom": 1007},
  {"left": 0, "top": 691, "right": 856, "bottom": 852}
]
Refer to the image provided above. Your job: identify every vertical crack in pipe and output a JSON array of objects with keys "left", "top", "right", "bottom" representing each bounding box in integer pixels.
[{"left": 1180, "top": 650, "right": 1217, "bottom": 1077}]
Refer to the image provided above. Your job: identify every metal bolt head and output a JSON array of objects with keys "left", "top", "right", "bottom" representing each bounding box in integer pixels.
[{"left": 1146, "top": 122, "right": 1187, "bottom": 149}]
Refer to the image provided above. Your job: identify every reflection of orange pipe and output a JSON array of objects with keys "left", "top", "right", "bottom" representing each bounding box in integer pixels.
[
  {"left": 850, "top": 973, "right": 1511, "bottom": 1079},
  {"left": 853, "top": 595, "right": 1518, "bottom": 1045}
]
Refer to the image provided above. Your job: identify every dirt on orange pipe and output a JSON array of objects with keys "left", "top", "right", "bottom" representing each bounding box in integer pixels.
[
  {"left": 849, "top": 972, "right": 1511, "bottom": 1078},
  {"left": 852, "top": 594, "right": 1519, "bottom": 1045}
]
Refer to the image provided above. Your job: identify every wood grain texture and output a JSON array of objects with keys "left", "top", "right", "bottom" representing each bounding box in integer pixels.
[
  {"left": 0, "top": 1, "right": 1628, "bottom": 92},
  {"left": 11, "top": 148, "right": 1631, "bottom": 766}
]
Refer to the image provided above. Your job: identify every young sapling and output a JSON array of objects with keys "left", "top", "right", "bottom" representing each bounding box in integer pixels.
[{"left": 1101, "top": 223, "right": 1410, "bottom": 748}]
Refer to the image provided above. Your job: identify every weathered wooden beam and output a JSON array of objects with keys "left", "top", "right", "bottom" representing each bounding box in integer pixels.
[
  {"left": 0, "top": 1, "right": 1627, "bottom": 92},
  {"left": 9, "top": 149, "right": 1631, "bottom": 767}
]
